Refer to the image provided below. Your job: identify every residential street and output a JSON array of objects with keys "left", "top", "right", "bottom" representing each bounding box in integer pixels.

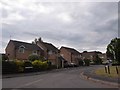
[{"left": 2, "top": 66, "right": 118, "bottom": 88}]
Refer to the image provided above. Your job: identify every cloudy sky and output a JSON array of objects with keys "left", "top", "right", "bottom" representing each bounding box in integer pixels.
[{"left": 0, "top": 0, "right": 118, "bottom": 53}]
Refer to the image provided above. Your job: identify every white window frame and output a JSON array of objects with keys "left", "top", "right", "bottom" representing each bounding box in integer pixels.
[{"left": 18, "top": 45, "right": 25, "bottom": 53}]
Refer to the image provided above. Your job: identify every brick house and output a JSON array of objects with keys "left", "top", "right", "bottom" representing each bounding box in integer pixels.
[
  {"left": 36, "top": 38, "right": 61, "bottom": 66},
  {"left": 5, "top": 40, "right": 43, "bottom": 60},
  {"left": 60, "top": 46, "right": 82, "bottom": 66},
  {"left": 81, "top": 51, "right": 102, "bottom": 61},
  {"left": 98, "top": 53, "right": 107, "bottom": 62}
]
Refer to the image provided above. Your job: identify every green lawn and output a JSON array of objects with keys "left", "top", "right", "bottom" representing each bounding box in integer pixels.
[{"left": 95, "top": 66, "right": 120, "bottom": 78}]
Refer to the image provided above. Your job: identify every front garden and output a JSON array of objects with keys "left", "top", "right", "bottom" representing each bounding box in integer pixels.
[{"left": 2, "top": 54, "right": 56, "bottom": 74}]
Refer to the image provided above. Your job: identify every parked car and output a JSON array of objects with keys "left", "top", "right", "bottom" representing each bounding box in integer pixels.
[{"left": 68, "top": 63, "right": 78, "bottom": 67}]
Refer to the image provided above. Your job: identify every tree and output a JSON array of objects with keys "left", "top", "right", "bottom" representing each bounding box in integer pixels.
[
  {"left": 2, "top": 54, "right": 9, "bottom": 61},
  {"left": 106, "top": 38, "right": 120, "bottom": 64},
  {"left": 83, "top": 58, "right": 90, "bottom": 66},
  {"left": 93, "top": 54, "right": 102, "bottom": 65},
  {"left": 28, "top": 54, "right": 44, "bottom": 62}
]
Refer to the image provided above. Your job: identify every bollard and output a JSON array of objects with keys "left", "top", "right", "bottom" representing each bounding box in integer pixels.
[
  {"left": 108, "top": 66, "right": 110, "bottom": 74},
  {"left": 116, "top": 66, "right": 119, "bottom": 74},
  {"left": 105, "top": 66, "right": 107, "bottom": 73}
]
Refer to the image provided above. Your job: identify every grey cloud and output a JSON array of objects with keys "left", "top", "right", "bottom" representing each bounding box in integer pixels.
[{"left": 1, "top": 2, "right": 118, "bottom": 53}]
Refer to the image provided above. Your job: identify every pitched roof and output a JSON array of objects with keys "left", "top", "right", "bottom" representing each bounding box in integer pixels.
[
  {"left": 10, "top": 40, "right": 43, "bottom": 51},
  {"left": 82, "top": 51, "right": 102, "bottom": 55},
  {"left": 43, "top": 42, "right": 58, "bottom": 52},
  {"left": 61, "top": 46, "right": 81, "bottom": 55}
]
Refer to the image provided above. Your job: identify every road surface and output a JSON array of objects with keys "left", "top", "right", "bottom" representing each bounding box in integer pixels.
[{"left": 2, "top": 66, "right": 118, "bottom": 88}]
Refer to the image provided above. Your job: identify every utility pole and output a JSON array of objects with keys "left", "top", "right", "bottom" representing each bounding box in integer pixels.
[
  {"left": 56, "top": 48, "right": 59, "bottom": 69},
  {"left": 62, "top": 58, "right": 64, "bottom": 68}
]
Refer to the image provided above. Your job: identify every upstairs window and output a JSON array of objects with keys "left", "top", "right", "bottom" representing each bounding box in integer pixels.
[{"left": 18, "top": 45, "right": 25, "bottom": 53}]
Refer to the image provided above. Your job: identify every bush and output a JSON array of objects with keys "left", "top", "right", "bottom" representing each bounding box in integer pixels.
[
  {"left": 28, "top": 55, "right": 41, "bottom": 62},
  {"left": 14, "top": 60, "right": 24, "bottom": 72},
  {"left": 79, "top": 60, "right": 84, "bottom": 66},
  {"left": 93, "top": 55, "right": 103, "bottom": 65},
  {"left": 32, "top": 60, "right": 42, "bottom": 70},
  {"left": 32, "top": 60, "right": 49, "bottom": 71},
  {"left": 41, "top": 61, "right": 48, "bottom": 70},
  {"left": 84, "top": 59, "right": 90, "bottom": 66},
  {"left": 2, "top": 54, "right": 9, "bottom": 61},
  {"left": 47, "top": 60, "right": 52, "bottom": 66}
]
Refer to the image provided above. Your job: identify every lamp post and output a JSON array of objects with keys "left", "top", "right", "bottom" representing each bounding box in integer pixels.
[{"left": 56, "top": 48, "right": 60, "bottom": 69}]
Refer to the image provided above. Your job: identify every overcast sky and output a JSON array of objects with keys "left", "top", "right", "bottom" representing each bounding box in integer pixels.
[{"left": 0, "top": 0, "right": 118, "bottom": 53}]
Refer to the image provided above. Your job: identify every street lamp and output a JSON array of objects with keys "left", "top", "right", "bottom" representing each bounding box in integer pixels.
[{"left": 56, "top": 47, "right": 60, "bottom": 69}]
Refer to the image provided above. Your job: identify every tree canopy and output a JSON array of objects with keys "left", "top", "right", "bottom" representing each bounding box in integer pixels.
[{"left": 106, "top": 38, "right": 120, "bottom": 64}]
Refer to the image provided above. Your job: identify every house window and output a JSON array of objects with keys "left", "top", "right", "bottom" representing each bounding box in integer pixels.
[
  {"left": 18, "top": 45, "right": 25, "bottom": 53},
  {"left": 32, "top": 51, "right": 38, "bottom": 55}
]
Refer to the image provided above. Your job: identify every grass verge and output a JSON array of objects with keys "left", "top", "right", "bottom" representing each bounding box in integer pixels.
[{"left": 95, "top": 66, "right": 120, "bottom": 78}]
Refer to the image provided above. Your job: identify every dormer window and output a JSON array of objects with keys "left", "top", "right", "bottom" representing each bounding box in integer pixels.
[{"left": 18, "top": 45, "right": 25, "bottom": 53}]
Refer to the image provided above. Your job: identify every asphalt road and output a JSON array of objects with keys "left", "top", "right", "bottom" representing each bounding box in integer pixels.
[{"left": 2, "top": 66, "right": 118, "bottom": 88}]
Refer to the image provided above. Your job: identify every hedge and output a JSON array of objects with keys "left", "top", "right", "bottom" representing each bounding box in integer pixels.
[{"left": 32, "top": 60, "right": 48, "bottom": 71}]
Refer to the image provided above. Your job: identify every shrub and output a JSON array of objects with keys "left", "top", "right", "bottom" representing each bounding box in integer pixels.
[
  {"left": 41, "top": 61, "right": 48, "bottom": 70},
  {"left": 84, "top": 59, "right": 90, "bottom": 66},
  {"left": 93, "top": 55, "right": 103, "bottom": 65},
  {"left": 32, "top": 60, "right": 49, "bottom": 71},
  {"left": 2, "top": 54, "right": 9, "bottom": 61},
  {"left": 14, "top": 60, "right": 24, "bottom": 72},
  {"left": 28, "top": 55, "right": 40, "bottom": 62},
  {"left": 32, "top": 60, "right": 42, "bottom": 70},
  {"left": 47, "top": 60, "right": 52, "bottom": 66},
  {"left": 79, "top": 60, "right": 84, "bottom": 66}
]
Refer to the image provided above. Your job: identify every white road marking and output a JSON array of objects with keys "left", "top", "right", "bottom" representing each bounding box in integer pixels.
[{"left": 16, "top": 79, "right": 43, "bottom": 88}]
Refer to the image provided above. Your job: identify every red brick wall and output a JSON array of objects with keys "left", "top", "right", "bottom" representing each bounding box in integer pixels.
[
  {"left": 37, "top": 41, "right": 47, "bottom": 58},
  {"left": 37, "top": 41, "right": 57, "bottom": 65},
  {"left": 60, "top": 48, "right": 71, "bottom": 63},
  {"left": 60, "top": 48, "right": 81, "bottom": 65},
  {"left": 82, "top": 52, "right": 97, "bottom": 60},
  {"left": 16, "top": 49, "right": 32, "bottom": 60},
  {"left": 5, "top": 41, "right": 15, "bottom": 60},
  {"left": 6, "top": 41, "right": 42, "bottom": 60}
]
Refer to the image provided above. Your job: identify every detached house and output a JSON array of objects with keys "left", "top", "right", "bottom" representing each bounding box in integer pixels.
[
  {"left": 82, "top": 51, "right": 102, "bottom": 61},
  {"left": 5, "top": 40, "right": 43, "bottom": 60},
  {"left": 36, "top": 38, "right": 61, "bottom": 66},
  {"left": 60, "top": 46, "right": 82, "bottom": 66},
  {"left": 98, "top": 53, "right": 107, "bottom": 62}
]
